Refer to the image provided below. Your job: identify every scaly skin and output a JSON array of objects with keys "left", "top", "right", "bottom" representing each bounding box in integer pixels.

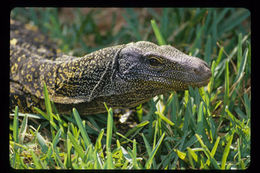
[{"left": 10, "top": 19, "right": 211, "bottom": 115}]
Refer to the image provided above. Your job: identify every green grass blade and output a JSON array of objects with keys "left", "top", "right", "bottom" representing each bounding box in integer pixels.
[
  {"left": 12, "top": 106, "right": 19, "bottom": 168},
  {"left": 141, "top": 133, "right": 152, "bottom": 156},
  {"left": 104, "top": 151, "right": 114, "bottom": 169},
  {"left": 94, "top": 150, "right": 102, "bottom": 169},
  {"left": 116, "top": 132, "right": 134, "bottom": 144},
  {"left": 225, "top": 107, "right": 244, "bottom": 128},
  {"left": 211, "top": 10, "right": 218, "bottom": 46},
  {"left": 121, "top": 146, "right": 133, "bottom": 164},
  {"left": 19, "top": 114, "right": 28, "bottom": 144},
  {"left": 206, "top": 136, "right": 220, "bottom": 166},
  {"left": 224, "top": 60, "right": 230, "bottom": 108},
  {"left": 132, "top": 139, "right": 139, "bottom": 169},
  {"left": 237, "top": 138, "right": 246, "bottom": 169},
  {"left": 52, "top": 129, "right": 61, "bottom": 149},
  {"left": 190, "top": 24, "right": 204, "bottom": 53},
  {"left": 122, "top": 159, "right": 129, "bottom": 169},
  {"left": 124, "top": 120, "right": 149, "bottom": 138},
  {"left": 204, "top": 35, "right": 212, "bottom": 64},
  {"left": 221, "top": 132, "right": 234, "bottom": 169},
  {"left": 191, "top": 9, "right": 207, "bottom": 26},
  {"left": 95, "top": 129, "right": 104, "bottom": 151},
  {"left": 43, "top": 82, "right": 53, "bottom": 115},
  {"left": 34, "top": 107, "right": 49, "bottom": 120},
  {"left": 152, "top": 120, "right": 158, "bottom": 149},
  {"left": 43, "top": 82, "right": 57, "bottom": 139},
  {"left": 36, "top": 132, "right": 48, "bottom": 154},
  {"left": 66, "top": 128, "right": 72, "bottom": 169},
  {"left": 195, "top": 134, "right": 220, "bottom": 169},
  {"left": 45, "top": 147, "right": 55, "bottom": 169},
  {"left": 187, "top": 148, "right": 195, "bottom": 168},
  {"left": 237, "top": 33, "right": 242, "bottom": 70},
  {"left": 67, "top": 131, "right": 85, "bottom": 159},
  {"left": 13, "top": 106, "right": 19, "bottom": 144},
  {"left": 219, "top": 9, "right": 250, "bottom": 35},
  {"left": 155, "top": 111, "right": 174, "bottom": 126},
  {"left": 151, "top": 19, "right": 166, "bottom": 45},
  {"left": 123, "top": 8, "right": 142, "bottom": 40},
  {"left": 187, "top": 147, "right": 198, "bottom": 162},
  {"left": 72, "top": 108, "right": 91, "bottom": 147},
  {"left": 215, "top": 8, "right": 230, "bottom": 24},
  {"left": 30, "top": 150, "right": 42, "bottom": 169},
  {"left": 231, "top": 35, "right": 248, "bottom": 96},
  {"left": 243, "top": 93, "right": 251, "bottom": 117},
  {"left": 196, "top": 102, "right": 204, "bottom": 135},
  {"left": 136, "top": 104, "right": 143, "bottom": 122},
  {"left": 105, "top": 104, "right": 113, "bottom": 153},
  {"left": 52, "top": 129, "right": 64, "bottom": 168},
  {"left": 208, "top": 60, "right": 216, "bottom": 94},
  {"left": 145, "top": 132, "right": 165, "bottom": 169},
  {"left": 174, "top": 149, "right": 187, "bottom": 161},
  {"left": 215, "top": 46, "right": 224, "bottom": 67}
]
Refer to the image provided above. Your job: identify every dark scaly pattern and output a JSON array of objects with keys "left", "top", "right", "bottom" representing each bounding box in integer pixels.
[{"left": 10, "top": 19, "right": 211, "bottom": 115}]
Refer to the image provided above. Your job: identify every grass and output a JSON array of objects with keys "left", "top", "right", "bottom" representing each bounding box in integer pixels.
[{"left": 10, "top": 8, "right": 251, "bottom": 169}]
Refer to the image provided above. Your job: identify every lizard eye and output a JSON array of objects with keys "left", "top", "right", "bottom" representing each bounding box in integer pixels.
[{"left": 147, "top": 57, "right": 163, "bottom": 67}]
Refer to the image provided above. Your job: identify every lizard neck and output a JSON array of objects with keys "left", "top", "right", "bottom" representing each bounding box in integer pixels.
[{"left": 52, "top": 45, "right": 124, "bottom": 104}]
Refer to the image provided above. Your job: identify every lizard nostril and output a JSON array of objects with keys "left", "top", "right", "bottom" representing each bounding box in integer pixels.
[
  {"left": 193, "top": 63, "right": 212, "bottom": 78},
  {"left": 202, "top": 63, "right": 212, "bottom": 78}
]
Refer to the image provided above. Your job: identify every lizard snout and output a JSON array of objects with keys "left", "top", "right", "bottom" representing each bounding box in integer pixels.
[{"left": 193, "top": 61, "right": 212, "bottom": 80}]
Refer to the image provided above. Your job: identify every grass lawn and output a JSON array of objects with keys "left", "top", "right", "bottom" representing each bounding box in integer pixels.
[{"left": 10, "top": 8, "right": 251, "bottom": 169}]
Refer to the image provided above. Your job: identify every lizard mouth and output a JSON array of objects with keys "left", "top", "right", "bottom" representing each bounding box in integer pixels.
[
  {"left": 163, "top": 71, "right": 212, "bottom": 90},
  {"left": 122, "top": 70, "right": 211, "bottom": 90},
  {"left": 161, "top": 69, "right": 212, "bottom": 88},
  {"left": 180, "top": 69, "right": 212, "bottom": 88},
  {"left": 190, "top": 77, "right": 211, "bottom": 88}
]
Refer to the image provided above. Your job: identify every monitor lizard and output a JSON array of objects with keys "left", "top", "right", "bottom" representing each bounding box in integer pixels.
[{"left": 10, "top": 19, "right": 211, "bottom": 115}]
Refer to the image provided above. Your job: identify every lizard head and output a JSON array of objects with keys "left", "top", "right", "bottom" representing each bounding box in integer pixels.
[{"left": 116, "top": 41, "right": 212, "bottom": 91}]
